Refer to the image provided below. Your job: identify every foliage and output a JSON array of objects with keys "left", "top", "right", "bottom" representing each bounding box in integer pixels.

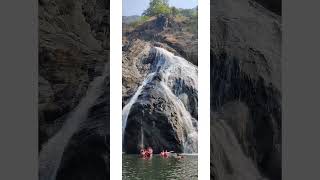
[
  {"left": 171, "top": 7, "right": 179, "bottom": 17},
  {"left": 178, "top": 7, "right": 198, "bottom": 34},
  {"left": 143, "top": 0, "right": 171, "bottom": 16},
  {"left": 187, "top": 13, "right": 198, "bottom": 34},
  {"left": 179, "top": 8, "right": 197, "bottom": 18},
  {"left": 129, "top": 16, "right": 151, "bottom": 28},
  {"left": 137, "top": 1, "right": 198, "bottom": 34}
]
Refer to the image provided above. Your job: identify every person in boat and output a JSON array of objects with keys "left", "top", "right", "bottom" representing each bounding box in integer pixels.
[
  {"left": 160, "top": 150, "right": 165, "bottom": 157},
  {"left": 140, "top": 149, "right": 146, "bottom": 158},
  {"left": 160, "top": 149, "right": 169, "bottom": 158},
  {"left": 140, "top": 147, "right": 153, "bottom": 159},
  {"left": 164, "top": 150, "right": 169, "bottom": 158},
  {"left": 145, "top": 147, "right": 153, "bottom": 157}
]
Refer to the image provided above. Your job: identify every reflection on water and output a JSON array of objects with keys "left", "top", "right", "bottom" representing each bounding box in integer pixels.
[{"left": 123, "top": 154, "right": 198, "bottom": 180}]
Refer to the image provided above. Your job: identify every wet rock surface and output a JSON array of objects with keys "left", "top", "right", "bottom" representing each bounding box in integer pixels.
[
  {"left": 210, "top": 0, "right": 281, "bottom": 180},
  {"left": 39, "top": 0, "right": 110, "bottom": 179},
  {"left": 56, "top": 85, "right": 110, "bottom": 180},
  {"left": 124, "top": 79, "right": 185, "bottom": 154}
]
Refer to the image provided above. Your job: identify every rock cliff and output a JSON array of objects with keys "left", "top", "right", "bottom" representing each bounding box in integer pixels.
[
  {"left": 210, "top": 0, "right": 282, "bottom": 179},
  {"left": 38, "top": 0, "right": 110, "bottom": 179}
]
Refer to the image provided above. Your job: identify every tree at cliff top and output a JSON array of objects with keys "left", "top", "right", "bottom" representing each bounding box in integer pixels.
[{"left": 143, "top": 0, "right": 171, "bottom": 16}]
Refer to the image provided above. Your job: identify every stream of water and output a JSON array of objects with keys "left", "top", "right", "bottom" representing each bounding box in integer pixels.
[
  {"left": 211, "top": 120, "right": 265, "bottom": 180},
  {"left": 39, "top": 67, "right": 108, "bottom": 180}
]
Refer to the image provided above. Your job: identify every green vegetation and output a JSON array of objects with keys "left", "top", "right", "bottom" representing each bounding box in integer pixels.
[
  {"left": 174, "top": 7, "right": 198, "bottom": 34},
  {"left": 129, "top": 16, "right": 151, "bottom": 28},
  {"left": 143, "top": 0, "right": 171, "bottom": 16},
  {"left": 179, "top": 8, "right": 197, "bottom": 18},
  {"left": 171, "top": 7, "right": 179, "bottom": 17},
  {"left": 187, "top": 15, "right": 198, "bottom": 34},
  {"left": 142, "top": 0, "right": 197, "bottom": 18},
  {"left": 184, "top": 8, "right": 198, "bottom": 34},
  {"left": 126, "top": 0, "right": 198, "bottom": 34}
]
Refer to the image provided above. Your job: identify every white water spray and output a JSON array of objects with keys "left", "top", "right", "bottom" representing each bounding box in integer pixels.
[
  {"left": 140, "top": 118, "right": 144, "bottom": 149},
  {"left": 211, "top": 120, "right": 265, "bottom": 180},
  {"left": 154, "top": 47, "right": 198, "bottom": 153}
]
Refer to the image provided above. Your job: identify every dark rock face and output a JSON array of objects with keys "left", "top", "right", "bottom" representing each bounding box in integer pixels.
[
  {"left": 39, "top": 0, "right": 109, "bottom": 179},
  {"left": 210, "top": 0, "right": 281, "bottom": 179},
  {"left": 124, "top": 80, "right": 184, "bottom": 154},
  {"left": 56, "top": 86, "right": 110, "bottom": 180},
  {"left": 82, "top": 0, "right": 110, "bottom": 49},
  {"left": 254, "top": 0, "right": 282, "bottom": 15}
]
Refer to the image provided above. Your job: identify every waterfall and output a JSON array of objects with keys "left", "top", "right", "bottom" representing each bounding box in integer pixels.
[
  {"left": 160, "top": 82, "right": 198, "bottom": 153},
  {"left": 39, "top": 67, "right": 108, "bottom": 180},
  {"left": 154, "top": 47, "right": 198, "bottom": 153},
  {"left": 211, "top": 120, "right": 264, "bottom": 180},
  {"left": 122, "top": 72, "right": 156, "bottom": 136},
  {"left": 140, "top": 119, "right": 144, "bottom": 149},
  {"left": 122, "top": 47, "right": 198, "bottom": 153}
]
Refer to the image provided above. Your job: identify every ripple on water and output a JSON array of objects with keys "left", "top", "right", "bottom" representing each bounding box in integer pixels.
[{"left": 123, "top": 154, "right": 198, "bottom": 180}]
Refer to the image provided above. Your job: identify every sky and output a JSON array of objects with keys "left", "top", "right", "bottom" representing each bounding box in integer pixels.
[{"left": 123, "top": 0, "right": 198, "bottom": 16}]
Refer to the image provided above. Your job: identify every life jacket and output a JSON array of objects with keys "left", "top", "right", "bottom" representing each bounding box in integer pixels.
[{"left": 164, "top": 152, "right": 168, "bottom": 158}]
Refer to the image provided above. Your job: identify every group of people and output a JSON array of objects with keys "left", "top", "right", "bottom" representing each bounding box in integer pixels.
[
  {"left": 140, "top": 147, "right": 153, "bottom": 159},
  {"left": 140, "top": 147, "right": 184, "bottom": 159}
]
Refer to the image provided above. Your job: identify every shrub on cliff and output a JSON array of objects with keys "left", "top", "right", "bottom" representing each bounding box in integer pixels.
[{"left": 143, "top": 0, "right": 171, "bottom": 16}]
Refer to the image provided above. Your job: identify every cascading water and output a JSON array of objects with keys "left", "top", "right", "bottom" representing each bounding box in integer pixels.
[
  {"left": 154, "top": 47, "right": 198, "bottom": 153},
  {"left": 211, "top": 120, "right": 265, "bottom": 180},
  {"left": 140, "top": 118, "right": 144, "bottom": 149},
  {"left": 122, "top": 47, "right": 198, "bottom": 153},
  {"left": 39, "top": 66, "right": 108, "bottom": 180}
]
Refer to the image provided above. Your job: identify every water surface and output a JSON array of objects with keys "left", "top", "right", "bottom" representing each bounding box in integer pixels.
[{"left": 123, "top": 154, "right": 198, "bottom": 180}]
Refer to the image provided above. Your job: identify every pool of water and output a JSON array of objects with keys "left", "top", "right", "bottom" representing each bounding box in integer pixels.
[{"left": 123, "top": 154, "right": 198, "bottom": 180}]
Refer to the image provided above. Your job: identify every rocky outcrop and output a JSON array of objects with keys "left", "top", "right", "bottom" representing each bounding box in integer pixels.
[
  {"left": 124, "top": 77, "right": 186, "bottom": 153},
  {"left": 122, "top": 39, "right": 153, "bottom": 105},
  {"left": 210, "top": 0, "right": 281, "bottom": 180},
  {"left": 123, "top": 15, "right": 198, "bottom": 65},
  {"left": 39, "top": 0, "right": 109, "bottom": 179}
]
